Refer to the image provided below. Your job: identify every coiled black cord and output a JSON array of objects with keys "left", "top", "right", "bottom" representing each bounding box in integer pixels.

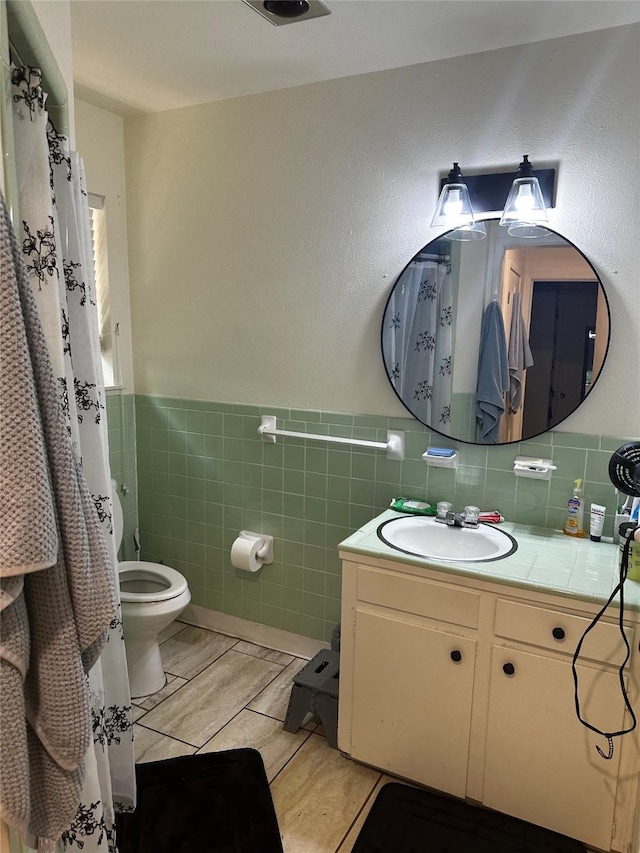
[{"left": 571, "top": 524, "right": 638, "bottom": 760}]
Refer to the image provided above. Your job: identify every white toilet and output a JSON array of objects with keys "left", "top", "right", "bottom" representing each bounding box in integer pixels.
[{"left": 112, "top": 481, "right": 191, "bottom": 698}]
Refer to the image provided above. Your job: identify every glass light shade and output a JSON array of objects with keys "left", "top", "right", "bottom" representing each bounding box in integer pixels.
[
  {"left": 445, "top": 220, "right": 487, "bottom": 241},
  {"left": 430, "top": 182, "right": 475, "bottom": 229},
  {"left": 500, "top": 176, "right": 549, "bottom": 228},
  {"left": 507, "top": 221, "right": 549, "bottom": 238}
]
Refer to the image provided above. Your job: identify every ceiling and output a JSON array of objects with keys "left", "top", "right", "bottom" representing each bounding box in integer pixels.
[{"left": 70, "top": 0, "right": 640, "bottom": 115}]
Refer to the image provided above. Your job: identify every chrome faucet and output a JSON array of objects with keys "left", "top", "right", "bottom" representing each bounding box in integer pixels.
[{"left": 435, "top": 505, "right": 480, "bottom": 528}]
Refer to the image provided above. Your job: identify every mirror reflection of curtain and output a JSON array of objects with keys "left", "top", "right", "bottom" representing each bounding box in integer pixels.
[
  {"left": 383, "top": 253, "right": 453, "bottom": 431},
  {"left": 9, "top": 65, "right": 135, "bottom": 851}
]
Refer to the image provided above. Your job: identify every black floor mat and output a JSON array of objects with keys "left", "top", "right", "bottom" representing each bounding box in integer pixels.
[
  {"left": 115, "top": 749, "right": 283, "bottom": 853},
  {"left": 352, "top": 783, "right": 587, "bottom": 852}
]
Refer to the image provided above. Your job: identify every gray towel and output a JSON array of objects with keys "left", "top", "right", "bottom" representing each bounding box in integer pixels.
[
  {"left": 0, "top": 191, "right": 118, "bottom": 850},
  {"left": 476, "top": 300, "right": 509, "bottom": 444},
  {"left": 507, "top": 292, "right": 534, "bottom": 413}
]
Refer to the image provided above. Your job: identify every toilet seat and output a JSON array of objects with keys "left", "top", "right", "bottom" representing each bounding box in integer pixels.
[{"left": 118, "top": 561, "right": 189, "bottom": 603}]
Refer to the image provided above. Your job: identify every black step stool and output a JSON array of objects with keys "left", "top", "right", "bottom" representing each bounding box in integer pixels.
[{"left": 283, "top": 649, "right": 340, "bottom": 749}]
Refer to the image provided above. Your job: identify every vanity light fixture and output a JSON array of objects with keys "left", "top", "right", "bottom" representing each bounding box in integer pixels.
[
  {"left": 431, "top": 157, "right": 556, "bottom": 240},
  {"left": 499, "top": 155, "right": 550, "bottom": 238}
]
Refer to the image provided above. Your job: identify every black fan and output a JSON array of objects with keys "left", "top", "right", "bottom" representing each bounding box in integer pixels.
[{"left": 608, "top": 442, "right": 640, "bottom": 496}]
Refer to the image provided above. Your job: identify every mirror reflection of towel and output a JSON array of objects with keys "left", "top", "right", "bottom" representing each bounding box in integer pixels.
[
  {"left": 508, "top": 292, "right": 534, "bottom": 413},
  {"left": 476, "top": 301, "right": 509, "bottom": 444}
]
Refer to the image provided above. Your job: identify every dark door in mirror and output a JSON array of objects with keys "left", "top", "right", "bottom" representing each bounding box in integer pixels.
[
  {"left": 381, "top": 220, "right": 610, "bottom": 445},
  {"left": 523, "top": 281, "right": 599, "bottom": 437}
]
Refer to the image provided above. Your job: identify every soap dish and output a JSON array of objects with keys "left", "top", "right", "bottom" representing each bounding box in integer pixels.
[
  {"left": 422, "top": 447, "right": 458, "bottom": 469},
  {"left": 513, "top": 456, "right": 557, "bottom": 479}
]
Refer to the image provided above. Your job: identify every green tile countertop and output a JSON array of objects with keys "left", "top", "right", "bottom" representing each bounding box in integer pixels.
[{"left": 338, "top": 509, "right": 640, "bottom": 612}]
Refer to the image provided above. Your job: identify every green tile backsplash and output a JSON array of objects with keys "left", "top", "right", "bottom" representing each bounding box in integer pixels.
[
  {"left": 106, "top": 393, "right": 138, "bottom": 560},
  {"left": 125, "top": 394, "right": 628, "bottom": 643},
  {"left": 449, "top": 392, "right": 476, "bottom": 443}
]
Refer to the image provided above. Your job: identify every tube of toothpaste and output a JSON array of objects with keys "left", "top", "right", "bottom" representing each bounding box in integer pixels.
[{"left": 478, "top": 511, "right": 504, "bottom": 523}]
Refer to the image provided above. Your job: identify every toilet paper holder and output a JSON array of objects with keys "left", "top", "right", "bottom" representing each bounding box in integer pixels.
[{"left": 231, "top": 531, "right": 274, "bottom": 571}]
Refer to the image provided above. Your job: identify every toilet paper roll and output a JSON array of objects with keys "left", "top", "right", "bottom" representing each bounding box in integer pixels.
[{"left": 231, "top": 535, "right": 264, "bottom": 572}]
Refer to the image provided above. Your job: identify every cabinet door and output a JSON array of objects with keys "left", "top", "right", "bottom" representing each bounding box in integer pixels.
[
  {"left": 350, "top": 608, "right": 476, "bottom": 797},
  {"left": 484, "top": 645, "right": 624, "bottom": 850}
]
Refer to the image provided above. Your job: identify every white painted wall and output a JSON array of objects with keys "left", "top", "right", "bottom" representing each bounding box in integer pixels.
[
  {"left": 124, "top": 24, "right": 639, "bottom": 437},
  {"left": 8, "top": 4, "right": 134, "bottom": 394},
  {"left": 75, "top": 99, "right": 134, "bottom": 393},
  {"left": 5, "top": 5, "right": 133, "bottom": 394}
]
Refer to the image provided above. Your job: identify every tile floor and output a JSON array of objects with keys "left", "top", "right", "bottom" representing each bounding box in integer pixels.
[
  {"left": 132, "top": 621, "right": 599, "bottom": 853},
  {"left": 131, "top": 621, "right": 392, "bottom": 853}
]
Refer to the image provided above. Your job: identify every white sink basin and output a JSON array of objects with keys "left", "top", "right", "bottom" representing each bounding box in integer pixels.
[{"left": 377, "top": 516, "right": 517, "bottom": 562}]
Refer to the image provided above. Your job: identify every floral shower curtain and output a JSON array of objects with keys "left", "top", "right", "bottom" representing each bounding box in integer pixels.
[
  {"left": 10, "top": 66, "right": 134, "bottom": 851},
  {"left": 382, "top": 253, "right": 454, "bottom": 430}
]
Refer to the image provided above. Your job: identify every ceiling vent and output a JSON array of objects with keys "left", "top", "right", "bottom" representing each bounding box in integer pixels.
[{"left": 241, "top": 0, "right": 331, "bottom": 26}]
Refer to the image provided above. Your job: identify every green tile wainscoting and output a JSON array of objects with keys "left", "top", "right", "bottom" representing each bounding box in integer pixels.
[
  {"left": 106, "top": 392, "right": 139, "bottom": 561},
  {"left": 127, "top": 395, "right": 628, "bottom": 644},
  {"left": 449, "top": 392, "right": 476, "bottom": 444}
]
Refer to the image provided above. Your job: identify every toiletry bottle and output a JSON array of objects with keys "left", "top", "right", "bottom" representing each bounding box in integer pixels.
[{"left": 563, "top": 478, "right": 584, "bottom": 537}]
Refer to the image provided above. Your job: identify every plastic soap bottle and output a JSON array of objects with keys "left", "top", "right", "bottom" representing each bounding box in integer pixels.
[{"left": 563, "top": 478, "right": 584, "bottom": 538}]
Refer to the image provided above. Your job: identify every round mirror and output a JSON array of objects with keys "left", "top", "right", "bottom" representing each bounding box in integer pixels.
[{"left": 381, "top": 219, "right": 610, "bottom": 445}]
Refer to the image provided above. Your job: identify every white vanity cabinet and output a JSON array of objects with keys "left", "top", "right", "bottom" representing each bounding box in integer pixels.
[
  {"left": 484, "top": 646, "right": 624, "bottom": 849},
  {"left": 350, "top": 605, "right": 477, "bottom": 798},
  {"left": 338, "top": 554, "right": 640, "bottom": 853}
]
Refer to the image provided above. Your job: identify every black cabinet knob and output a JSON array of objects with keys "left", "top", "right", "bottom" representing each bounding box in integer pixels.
[
  {"left": 450, "top": 650, "right": 462, "bottom": 663},
  {"left": 502, "top": 662, "right": 515, "bottom": 676},
  {"left": 552, "top": 627, "right": 566, "bottom": 641}
]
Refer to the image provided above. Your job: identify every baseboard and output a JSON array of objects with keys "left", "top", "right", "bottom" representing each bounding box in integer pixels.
[{"left": 179, "top": 603, "right": 329, "bottom": 660}]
